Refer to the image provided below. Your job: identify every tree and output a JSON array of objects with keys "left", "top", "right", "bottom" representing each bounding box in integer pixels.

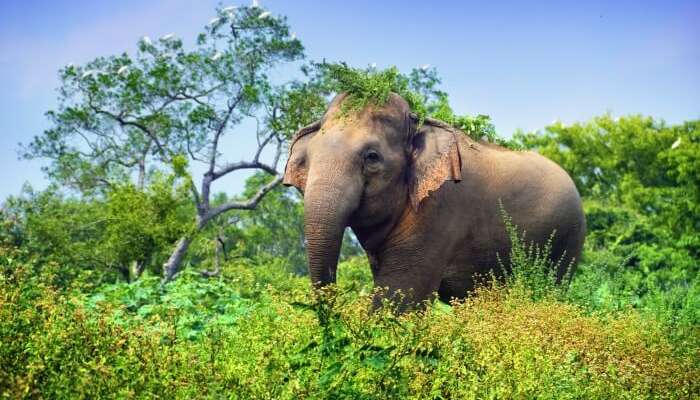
[
  {"left": 22, "top": 5, "right": 328, "bottom": 282},
  {"left": 2, "top": 177, "right": 192, "bottom": 286}
]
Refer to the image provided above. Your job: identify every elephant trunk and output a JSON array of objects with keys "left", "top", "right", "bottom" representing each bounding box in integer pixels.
[{"left": 303, "top": 171, "right": 360, "bottom": 288}]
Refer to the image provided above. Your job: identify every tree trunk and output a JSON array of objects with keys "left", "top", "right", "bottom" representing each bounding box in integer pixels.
[
  {"left": 130, "top": 260, "right": 146, "bottom": 281},
  {"left": 161, "top": 175, "right": 281, "bottom": 284},
  {"left": 118, "top": 264, "right": 132, "bottom": 283},
  {"left": 162, "top": 236, "right": 194, "bottom": 284},
  {"left": 201, "top": 235, "right": 225, "bottom": 278},
  {"left": 137, "top": 159, "right": 146, "bottom": 189}
]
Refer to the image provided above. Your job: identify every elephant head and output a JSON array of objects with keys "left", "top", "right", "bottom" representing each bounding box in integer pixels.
[{"left": 283, "top": 93, "right": 462, "bottom": 288}]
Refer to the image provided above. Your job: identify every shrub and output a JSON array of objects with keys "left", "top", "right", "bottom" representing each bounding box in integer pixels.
[
  {"left": 498, "top": 206, "right": 571, "bottom": 301},
  {"left": 1, "top": 253, "right": 697, "bottom": 399}
]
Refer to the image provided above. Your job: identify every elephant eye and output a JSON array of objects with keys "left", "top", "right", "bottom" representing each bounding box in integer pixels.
[{"left": 364, "top": 150, "right": 381, "bottom": 164}]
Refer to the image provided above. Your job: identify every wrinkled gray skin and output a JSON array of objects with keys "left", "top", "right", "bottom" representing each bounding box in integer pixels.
[{"left": 284, "top": 93, "right": 585, "bottom": 310}]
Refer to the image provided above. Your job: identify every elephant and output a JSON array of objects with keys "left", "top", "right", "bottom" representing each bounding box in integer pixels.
[{"left": 283, "top": 92, "right": 586, "bottom": 309}]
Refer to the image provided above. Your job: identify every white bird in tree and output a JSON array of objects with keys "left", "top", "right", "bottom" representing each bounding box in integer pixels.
[
  {"left": 258, "top": 11, "right": 271, "bottom": 19},
  {"left": 251, "top": 0, "right": 259, "bottom": 8},
  {"left": 117, "top": 66, "right": 128, "bottom": 75},
  {"left": 671, "top": 137, "right": 682, "bottom": 150},
  {"left": 141, "top": 36, "right": 152, "bottom": 45},
  {"left": 211, "top": 51, "right": 223, "bottom": 61},
  {"left": 420, "top": 64, "right": 431, "bottom": 71},
  {"left": 160, "top": 33, "right": 175, "bottom": 41},
  {"left": 290, "top": 32, "right": 297, "bottom": 40},
  {"left": 209, "top": 17, "right": 222, "bottom": 27},
  {"left": 81, "top": 69, "right": 97, "bottom": 79},
  {"left": 222, "top": 6, "right": 236, "bottom": 18}
]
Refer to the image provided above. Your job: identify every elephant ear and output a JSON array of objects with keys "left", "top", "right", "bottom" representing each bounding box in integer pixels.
[
  {"left": 408, "top": 119, "right": 463, "bottom": 210},
  {"left": 283, "top": 120, "right": 322, "bottom": 193}
]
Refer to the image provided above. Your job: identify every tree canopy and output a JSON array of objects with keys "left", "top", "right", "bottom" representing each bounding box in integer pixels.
[{"left": 21, "top": 5, "right": 331, "bottom": 281}]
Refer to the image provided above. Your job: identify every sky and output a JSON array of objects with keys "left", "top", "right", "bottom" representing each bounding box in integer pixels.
[{"left": 1, "top": 0, "right": 698, "bottom": 200}]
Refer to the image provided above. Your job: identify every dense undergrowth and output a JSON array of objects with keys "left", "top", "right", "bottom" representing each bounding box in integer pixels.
[{"left": 2, "top": 229, "right": 698, "bottom": 399}]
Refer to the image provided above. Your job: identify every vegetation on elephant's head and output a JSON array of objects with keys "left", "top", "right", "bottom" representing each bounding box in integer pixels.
[
  {"left": 320, "top": 62, "right": 524, "bottom": 148},
  {"left": 321, "top": 63, "right": 428, "bottom": 123}
]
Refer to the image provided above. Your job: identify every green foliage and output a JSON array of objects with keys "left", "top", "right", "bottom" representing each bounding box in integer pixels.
[
  {"left": 102, "top": 176, "right": 193, "bottom": 279},
  {"left": 320, "top": 63, "right": 434, "bottom": 122},
  {"left": 267, "top": 69, "right": 331, "bottom": 139},
  {"left": 22, "top": 4, "right": 309, "bottom": 195},
  {"left": 498, "top": 207, "right": 570, "bottom": 301},
  {"left": 1, "top": 253, "right": 697, "bottom": 399},
  {"left": 2, "top": 188, "right": 107, "bottom": 287},
  {"left": 87, "top": 270, "right": 252, "bottom": 341},
  {"left": 3, "top": 176, "right": 192, "bottom": 286},
  {"left": 170, "top": 154, "right": 189, "bottom": 178},
  {"left": 320, "top": 63, "right": 447, "bottom": 126},
  {"left": 323, "top": 64, "right": 404, "bottom": 117}
]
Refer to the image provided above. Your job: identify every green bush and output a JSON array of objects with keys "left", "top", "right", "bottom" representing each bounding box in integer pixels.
[
  {"left": 2, "top": 176, "right": 192, "bottom": 287},
  {"left": 2, "top": 247, "right": 697, "bottom": 399}
]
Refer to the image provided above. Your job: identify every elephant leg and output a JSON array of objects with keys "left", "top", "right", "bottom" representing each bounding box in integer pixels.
[
  {"left": 371, "top": 247, "right": 443, "bottom": 312},
  {"left": 437, "top": 276, "right": 473, "bottom": 304}
]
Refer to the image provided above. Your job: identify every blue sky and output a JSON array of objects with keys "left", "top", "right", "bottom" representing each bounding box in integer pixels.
[{"left": 1, "top": 0, "right": 698, "bottom": 200}]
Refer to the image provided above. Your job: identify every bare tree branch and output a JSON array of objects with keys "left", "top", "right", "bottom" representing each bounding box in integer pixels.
[
  {"left": 198, "top": 91, "right": 245, "bottom": 211},
  {"left": 89, "top": 104, "right": 170, "bottom": 159},
  {"left": 187, "top": 177, "right": 202, "bottom": 213},
  {"left": 212, "top": 160, "right": 278, "bottom": 180},
  {"left": 253, "top": 130, "right": 276, "bottom": 163},
  {"left": 168, "top": 84, "right": 224, "bottom": 106},
  {"left": 208, "top": 91, "right": 243, "bottom": 175},
  {"left": 204, "top": 175, "right": 283, "bottom": 222},
  {"left": 271, "top": 136, "right": 283, "bottom": 170},
  {"left": 211, "top": 128, "right": 282, "bottom": 181},
  {"left": 184, "top": 126, "right": 207, "bottom": 163}
]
